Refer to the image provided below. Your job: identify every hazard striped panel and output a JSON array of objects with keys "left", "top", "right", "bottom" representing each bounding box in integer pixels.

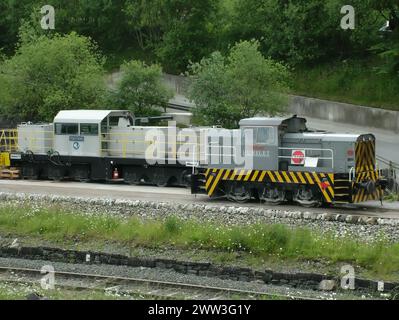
[
  {"left": 355, "top": 140, "right": 376, "bottom": 173},
  {"left": 204, "top": 169, "right": 335, "bottom": 203},
  {"left": 352, "top": 139, "right": 383, "bottom": 203},
  {"left": 352, "top": 171, "right": 384, "bottom": 203}
]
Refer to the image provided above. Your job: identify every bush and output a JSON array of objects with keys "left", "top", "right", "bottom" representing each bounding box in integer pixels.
[
  {"left": 188, "top": 40, "right": 290, "bottom": 128},
  {"left": 107, "top": 60, "right": 173, "bottom": 117},
  {"left": 0, "top": 31, "right": 106, "bottom": 122}
]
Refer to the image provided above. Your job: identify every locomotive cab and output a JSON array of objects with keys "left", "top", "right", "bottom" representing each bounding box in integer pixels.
[
  {"left": 239, "top": 115, "right": 310, "bottom": 171},
  {"left": 239, "top": 117, "right": 284, "bottom": 171},
  {"left": 53, "top": 110, "right": 133, "bottom": 158}
]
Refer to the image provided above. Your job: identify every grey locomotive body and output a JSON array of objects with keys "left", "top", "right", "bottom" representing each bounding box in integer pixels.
[{"left": 193, "top": 116, "right": 384, "bottom": 206}]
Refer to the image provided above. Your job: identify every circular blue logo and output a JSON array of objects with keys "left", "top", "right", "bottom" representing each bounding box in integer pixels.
[{"left": 73, "top": 142, "right": 80, "bottom": 150}]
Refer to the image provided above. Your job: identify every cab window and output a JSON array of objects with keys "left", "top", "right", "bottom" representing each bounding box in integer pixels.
[
  {"left": 109, "top": 116, "right": 120, "bottom": 126},
  {"left": 255, "top": 127, "right": 275, "bottom": 145},
  {"left": 55, "top": 123, "right": 78, "bottom": 135},
  {"left": 80, "top": 123, "right": 99, "bottom": 136}
]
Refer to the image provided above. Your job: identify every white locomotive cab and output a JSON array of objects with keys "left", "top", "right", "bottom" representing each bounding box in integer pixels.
[{"left": 53, "top": 110, "right": 133, "bottom": 157}]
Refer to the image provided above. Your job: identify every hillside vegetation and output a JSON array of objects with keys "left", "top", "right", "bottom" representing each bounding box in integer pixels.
[{"left": 0, "top": 0, "right": 398, "bottom": 110}]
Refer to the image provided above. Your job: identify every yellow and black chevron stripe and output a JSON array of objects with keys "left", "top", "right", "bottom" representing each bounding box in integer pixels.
[
  {"left": 204, "top": 169, "right": 335, "bottom": 203},
  {"left": 352, "top": 171, "right": 383, "bottom": 203},
  {"left": 355, "top": 140, "right": 376, "bottom": 173},
  {"left": 352, "top": 139, "right": 382, "bottom": 203}
]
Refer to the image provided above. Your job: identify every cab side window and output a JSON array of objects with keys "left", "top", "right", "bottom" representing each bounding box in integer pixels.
[
  {"left": 80, "top": 124, "right": 99, "bottom": 136},
  {"left": 55, "top": 123, "right": 78, "bottom": 135},
  {"left": 109, "top": 116, "right": 120, "bottom": 127},
  {"left": 255, "top": 127, "right": 275, "bottom": 145}
]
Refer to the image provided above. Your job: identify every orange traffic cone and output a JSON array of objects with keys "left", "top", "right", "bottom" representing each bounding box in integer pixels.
[{"left": 112, "top": 168, "right": 119, "bottom": 180}]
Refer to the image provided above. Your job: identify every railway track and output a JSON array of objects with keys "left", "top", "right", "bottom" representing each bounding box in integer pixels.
[{"left": 0, "top": 266, "right": 323, "bottom": 300}]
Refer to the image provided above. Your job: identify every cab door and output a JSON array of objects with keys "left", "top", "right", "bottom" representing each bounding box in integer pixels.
[{"left": 247, "top": 126, "right": 279, "bottom": 171}]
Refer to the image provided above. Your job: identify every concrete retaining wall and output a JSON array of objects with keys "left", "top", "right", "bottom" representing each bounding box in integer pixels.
[
  {"left": 289, "top": 95, "right": 399, "bottom": 133},
  {"left": 1, "top": 245, "right": 395, "bottom": 293},
  {"left": 110, "top": 72, "right": 399, "bottom": 133}
]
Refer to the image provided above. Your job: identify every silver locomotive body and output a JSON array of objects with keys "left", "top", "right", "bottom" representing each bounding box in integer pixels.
[{"left": 194, "top": 116, "right": 383, "bottom": 206}]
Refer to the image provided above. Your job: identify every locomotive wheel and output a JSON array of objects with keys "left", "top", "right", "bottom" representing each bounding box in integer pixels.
[
  {"left": 294, "top": 185, "right": 321, "bottom": 208},
  {"left": 153, "top": 173, "right": 169, "bottom": 187},
  {"left": 71, "top": 166, "right": 90, "bottom": 182},
  {"left": 180, "top": 170, "right": 192, "bottom": 188},
  {"left": 48, "top": 167, "right": 65, "bottom": 182},
  {"left": 259, "top": 185, "right": 285, "bottom": 205},
  {"left": 156, "top": 179, "right": 169, "bottom": 187},
  {"left": 124, "top": 171, "right": 140, "bottom": 185},
  {"left": 21, "top": 166, "right": 39, "bottom": 180},
  {"left": 226, "top": 183, "right": 251, "bottom": 203}
]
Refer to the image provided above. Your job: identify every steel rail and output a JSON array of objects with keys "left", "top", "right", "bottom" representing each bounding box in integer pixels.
[{"left": 0, "top": 265, "right": 322, "bottom": 301}]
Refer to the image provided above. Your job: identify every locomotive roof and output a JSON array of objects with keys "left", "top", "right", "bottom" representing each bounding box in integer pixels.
[
  {"left": 54, "top": 110, "right": 131, "bottom": 124},
  {"left": 239, "top": 117, "right": 287, "bottom": 127},
  {"left": 285, "top": 132, "right": 375, "bottom": 142}
]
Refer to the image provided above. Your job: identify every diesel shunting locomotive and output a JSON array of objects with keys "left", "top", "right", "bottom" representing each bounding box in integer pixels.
[{"left": 2, "top": 110, "right": 386, "bottom": 207}]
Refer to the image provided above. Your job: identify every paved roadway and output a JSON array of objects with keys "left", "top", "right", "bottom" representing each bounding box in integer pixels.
[{"left": 1, "top": 180, "right": 398, "bottom": 218}]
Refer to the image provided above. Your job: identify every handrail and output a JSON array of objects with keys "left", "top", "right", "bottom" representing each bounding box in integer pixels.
[
  {"left": 349, "top": 167, "right": 356, "bottom": 183},
  {"left": 376, "top": 155, "right": 399, "bottom": 170},
  {"left": 0, "top": 129, "right": 18, "bottom": 153}
]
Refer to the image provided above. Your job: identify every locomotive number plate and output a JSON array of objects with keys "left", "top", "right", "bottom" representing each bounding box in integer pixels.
[{"left": 69, "top": 136, "right": 85, "bottom": 142}]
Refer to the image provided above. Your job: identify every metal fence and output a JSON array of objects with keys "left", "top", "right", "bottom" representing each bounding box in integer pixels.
[
  {"left": 0, "top": 129, "right": 18, "bottom": 153},
  {"left": 377, "top": 155, "right": 399, "bottom": 194}
]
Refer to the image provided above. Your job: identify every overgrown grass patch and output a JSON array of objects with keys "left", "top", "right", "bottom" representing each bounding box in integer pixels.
[
  {"left": 0, "top": 205, "right": 398, "bottom": 277},
  {"left": 292, "top": 59, "right": 399, "bottom": 110}
]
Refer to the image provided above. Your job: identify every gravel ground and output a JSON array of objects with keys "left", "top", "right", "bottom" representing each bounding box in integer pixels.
[
  {"left": 0, "top": 257, "right": 380, "bottom": 300},
  {"left": 1, "top": 192, "right": 399, "bottom": 244}
]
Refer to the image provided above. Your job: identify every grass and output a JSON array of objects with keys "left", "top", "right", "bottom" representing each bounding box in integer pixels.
[
  {"left": 385, "top": 193, "right": 399, "bottom": 202},
  {"left": 0, "top": 282, "right": 140, "bottom": 300},
  {"left": 0, "top": 205, "right": 398, "bottom": 277},
  {"left": 292, "top": 58, "right": 399, "bottom": 110}
]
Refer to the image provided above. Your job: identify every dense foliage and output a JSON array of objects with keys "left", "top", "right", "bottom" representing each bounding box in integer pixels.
[
  {"left": 230, "top": 0, "right": 385, "bottom": 65},
  {"left": 0, "top": 0, "right": 398, "bottom": 119},
  {"left": 124, "top": 0, "right": 219, "bottom": 73},
  {"left": 0, "top": 1, "right": 395, "bottom": 69},
  {"left": 0, "top": 31, "right": 106, "bottom": 122}
]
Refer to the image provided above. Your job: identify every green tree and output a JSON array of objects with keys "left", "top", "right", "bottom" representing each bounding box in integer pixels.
[
  {"left": 156, "top": 0, "right": 220, "bottom": 73},
  {"left": 123, "top": 0, "right": 164, "bottom": 50},
  {"left": 108, "top": 60, "right": 173, "bottom": 117},
  {"left": 370, "top": 0, "right": 399, "bottom": 75},
  {"left": 188, "top": 40, "right": 290, "bottom": 128},
  {"left": 0, "top": 31, "right": 106, "bottom": 122},
  {"left": 52, "top": 0, "right": 130, "bottom": 51},
  {"left": 124, "top": 0, "right": 220, "bottom": 74},
  {"left": 230, "top": 0, "right": 382, "bottom": 65},
  {"left": 0, "top": 0, "right": 41, "bottom": 52},
  {"left": 0, "top": 1, "right": 132, "bottom": 55}
]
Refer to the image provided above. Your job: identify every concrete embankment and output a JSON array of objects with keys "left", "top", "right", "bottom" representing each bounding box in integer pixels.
[
  {"left": 289, "top": 95, "right": 399, "bottom": 133},
  {"left": 159, "top": 73, "right": 399, "bottom": 132}
]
